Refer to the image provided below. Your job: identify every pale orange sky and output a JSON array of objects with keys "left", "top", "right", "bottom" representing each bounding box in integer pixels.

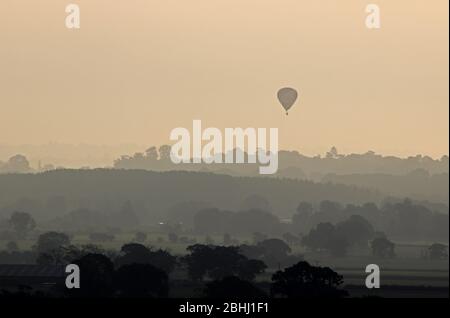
[{"left": 0, "top": 0, "right": 448, "bottom": 158}]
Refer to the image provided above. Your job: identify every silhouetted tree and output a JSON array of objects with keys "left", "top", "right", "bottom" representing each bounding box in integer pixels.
[
  {"left": 371, "top": 237, "right": 395, "bottom": 259},
  {"left": 271, "top": 261, "right": 348, "bottom": 298},
  {"left": 326, "top": 146, "right": 340, "bottom": 159},
  {"left": 115, "top": 263, "right": 169, "bottom": 297},
  {"left": 37, "top": 244, "right": 107, "bottom": 266},
  {"left": 292, "top": 202, "right": 314, "bottom": 233},
  {"left": 237, "top": 259, "right": 267, "bottom": 281},
  {"left": 116, "top": 243, "right": 177, "bottom": 274},
  {"left": 335, "top": 215, "right": 374, "bottom": 248},
  {"left": 256, "top": 239, "right": 291, "bottom": 265},
  {"left": 8, "top": 211, "right": 36, "bottom": 239},
  {"left": 302, "top": 215, "right": 375, "bottom": 256},
  {"left": 239, "top": 244, "right": 264, "bottom": 260},
  {"left": 158, "top": 145, "right": 171, "bottom": 161},
  {"left": 70, "top": 244, "right": 109, "bottom": 260},
  {"left": 145, "top": 146, "right": 158, "bottom": 160},
  {"left": 302, "top": 222, "right": 349, "bottom": 257},
  {"left": 70, "top": 253, "right": 115, "bottom": 297},
  {"left": 428, "top": 243, "right": 448, "bottom": 260},
  {"left": 4, "top": 154, "right": 32, "bottom": 173},
  {"left": 183, "top": 244, "right": 265, "bottom": 281},
  {"left": 145, "top": 249, "right": 177, "bottom": 274},
  {"left": 35, "top": 231, "right": 70, "bottom": 254},
  {"left": 204, "top": 276, "right": 267, "bottom": 298},
  {"left": 36, "top": 247, "right": 67, "bottom": 265}
]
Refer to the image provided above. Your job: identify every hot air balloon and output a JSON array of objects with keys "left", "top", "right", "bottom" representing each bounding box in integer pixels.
[{"left": 277, "top": 87, "right": 298, "bottom": 115}]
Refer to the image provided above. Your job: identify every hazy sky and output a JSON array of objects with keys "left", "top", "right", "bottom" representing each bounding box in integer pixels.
[{"left": 0, "top": 0, "right": 448, "bottom": 158}]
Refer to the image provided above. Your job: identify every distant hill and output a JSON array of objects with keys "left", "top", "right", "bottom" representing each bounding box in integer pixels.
[
  {"left": 323, "top": 171, "right": 449, "bottom": 205},
  {"left": 0, "top": 169, "right": 382, "bottom": 221},
  {"left": 113, "top": 147, "right": 449, "bottom": 177}
]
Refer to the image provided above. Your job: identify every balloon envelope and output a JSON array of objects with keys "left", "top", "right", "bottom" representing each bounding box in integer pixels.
[{"left": 277, "top": 87, "right": 298, "bottom": 113}]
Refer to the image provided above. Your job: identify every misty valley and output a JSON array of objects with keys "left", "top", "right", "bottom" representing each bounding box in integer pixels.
[
  {"left": 0, "top": 148, "right": 448, "bottom": 299},
  {"left": 0, "top": 0, "right": 448, "bottom": 308}
]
